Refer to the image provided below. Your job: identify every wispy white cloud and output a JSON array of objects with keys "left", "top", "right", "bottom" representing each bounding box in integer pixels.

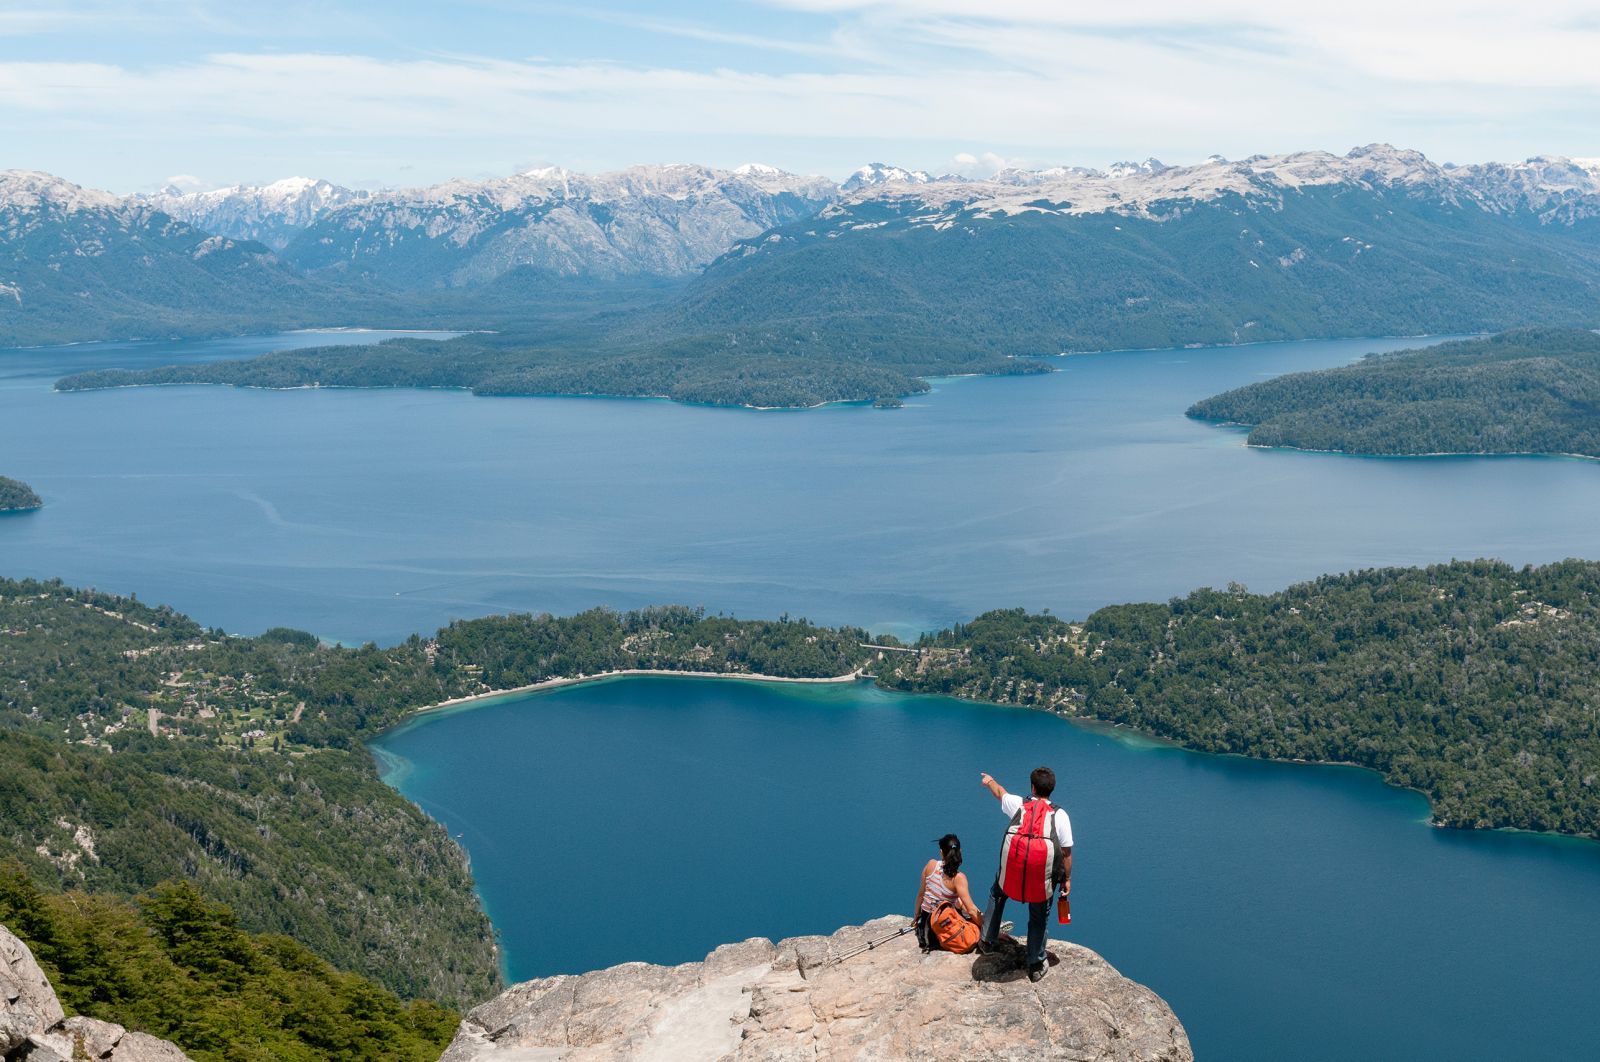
[
  {"left": 161, "top": 173, "right": 207, "bottom": 191},
  {"left": 3, "top": 1, "right": 1596, "bottom": 190}
]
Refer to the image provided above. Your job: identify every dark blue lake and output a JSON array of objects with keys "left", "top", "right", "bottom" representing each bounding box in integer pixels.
[
  {"left": 372, "top": 676, "right": 1600, "bottom": 1062},
  {"left": 5, "top": 331, "right": 1600, "bottom": 645},
  {"left": 5, "top": 329, "right": 1600, "bottom": 1059}
]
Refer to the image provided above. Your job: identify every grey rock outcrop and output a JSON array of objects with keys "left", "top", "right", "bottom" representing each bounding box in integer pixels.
[
  {"left": 442, "top": 916, "right": 1191, "bottom": 1061},
  {"left": 1, "top": 926, "right": 192, "bottom": 1062}
]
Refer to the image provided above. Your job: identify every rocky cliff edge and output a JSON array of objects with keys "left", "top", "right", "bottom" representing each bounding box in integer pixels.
[
  {"left": 443, "top": 915, "right": 1192, "bottom": 1061},
  {"left": 2, "top": 926, "right": 191, "bottom": 1062}
]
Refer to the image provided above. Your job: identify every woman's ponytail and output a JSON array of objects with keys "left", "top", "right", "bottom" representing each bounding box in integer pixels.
[{"left": 938, "top": 833, "right": 963, "bottom": 876}]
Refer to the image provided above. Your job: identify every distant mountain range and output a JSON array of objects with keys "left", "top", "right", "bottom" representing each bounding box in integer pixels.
[
  {"left": 149, "top": 163, "right": 836, "bottom": 288},
  {"left": 5, "top": 145, "right": 1600, "bottom": 351},
  {"left": 0, "top": 170, "right": 378, "bottom": 346},
  {"left": 142, "top": 176, "right": 369, "bottom": 251},
  {"left": 679, "top": 144, "right": 1600, "bottom": 355}
]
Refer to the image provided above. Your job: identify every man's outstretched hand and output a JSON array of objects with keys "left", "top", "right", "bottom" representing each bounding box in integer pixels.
[
  {"left": 980, "top": 773, "right": 994, "bottom": 787},
  {"left": 980, "top": 773, "right": 1005, "bottom": 799}
]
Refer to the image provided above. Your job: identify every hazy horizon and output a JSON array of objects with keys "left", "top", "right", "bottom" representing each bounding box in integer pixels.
[{"left": 4, "top": 1, "right": 1596, "bottom": 194}]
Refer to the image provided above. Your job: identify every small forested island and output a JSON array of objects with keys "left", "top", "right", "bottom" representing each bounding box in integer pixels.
[
  {"left": 0, "top": 475, "right": 42, "bottom": 511},
  {"left": 51, "top": 330, "right": 1048, "bottom": 410},
  {"left": 4, "top": 561, "right": 1599, "bottom": 1057},
  {"left": 1187, "top": 327, "right": 1600, "bottom": 456}
]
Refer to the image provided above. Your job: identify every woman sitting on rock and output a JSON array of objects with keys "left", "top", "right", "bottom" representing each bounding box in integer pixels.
[{"left": 914, "top": 834, "right": 983, "bottom": 951}]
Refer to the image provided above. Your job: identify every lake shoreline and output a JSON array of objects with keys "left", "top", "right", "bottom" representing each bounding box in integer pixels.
[
  {"left": 392, "top": 666, "right": 1598, "bottom": 847},
  {"left": 410, "top": 667, "right": 866, "bottom": 717}
]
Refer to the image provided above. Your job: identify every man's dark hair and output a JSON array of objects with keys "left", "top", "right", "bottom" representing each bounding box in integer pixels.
[{"left": 1030, "top": 766, "right": 1056, "bottom": 799}]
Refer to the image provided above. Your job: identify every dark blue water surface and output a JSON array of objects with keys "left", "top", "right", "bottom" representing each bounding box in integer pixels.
[
  {"left": 5, "top": 331, "right": 1599, "bottom": 645},
  {"left": 372, "top": 677, "right": 1600, "bottom": 1062},
  {"left": 6, "top": 330, "right": 1600, "bottom": 1059}
]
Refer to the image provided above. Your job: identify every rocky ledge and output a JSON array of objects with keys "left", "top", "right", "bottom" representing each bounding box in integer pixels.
[
  {"left": 2, "top": 927, "right": 190, "bottom": 1062},
  {"left": 443, "top": 916, "right": 1192, "bottom": 1061}
]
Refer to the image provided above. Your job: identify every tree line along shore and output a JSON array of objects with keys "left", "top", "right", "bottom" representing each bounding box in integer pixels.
[
  {"left": 1, "top": 560, "right": 1597, "bottom": 1058},
  {"left": 0, "top": 475, "right": 42, "bottom": 512},
  {"left": 1188, "top": 327, "right": 1600, "bottom": 457}
]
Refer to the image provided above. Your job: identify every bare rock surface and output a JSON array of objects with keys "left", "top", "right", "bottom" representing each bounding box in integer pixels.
[
  {"left": 0, "top": 926, "right": 192, "bottom": 1062},
  {"left": 443, "top": 916, "right": 1191, "bottom": 1061}
]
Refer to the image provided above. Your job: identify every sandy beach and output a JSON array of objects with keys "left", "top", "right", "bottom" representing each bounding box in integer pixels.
[{"left": 411, "top": 667, "right": 865, "bottom": 716}]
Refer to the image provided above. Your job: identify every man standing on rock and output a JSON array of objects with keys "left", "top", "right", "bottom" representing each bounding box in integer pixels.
[{"left": 977, "top": 766, "right": 1073, "bottom": 982}]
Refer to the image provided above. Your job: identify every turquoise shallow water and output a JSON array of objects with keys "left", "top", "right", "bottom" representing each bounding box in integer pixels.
[{"left": 372, "top": 676, "right": 1600, "bottom": 1062}]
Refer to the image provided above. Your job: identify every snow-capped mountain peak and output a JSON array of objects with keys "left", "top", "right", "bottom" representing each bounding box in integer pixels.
[
  {"left": 841, "top": 163, "right": 938, "bottom": 192},
  {"left": 1104, "top": 157, "right": 1170, "bottom": 179},
  {"left": 0, "top": 170, "right": 122, "bottom": 214},
  {"left": 141, "top": 177, "right": 367, "bottom": 250},
  {"left": 813, "top": 145, "right": 1600, "bottom": 229}
]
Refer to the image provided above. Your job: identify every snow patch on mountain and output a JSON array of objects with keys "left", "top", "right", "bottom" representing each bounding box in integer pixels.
[
  {"left": 285, "top": 163, "right": 838, "bottom": 284},
  {"left": 832, "top": 144, "right": 1600, "bottom": 227},
  {"left": 0, "top": 170, "right": 123, "bottom": 214},
  {"left": 142, "top": 178, "right": 368, "bottom": 250},
  {"left": 841, "top": 163, "right": 954, "bottom": 192}
]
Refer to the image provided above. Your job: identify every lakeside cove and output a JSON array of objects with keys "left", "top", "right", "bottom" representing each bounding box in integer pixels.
[{"left": 373, "top": 671, "right": 1600, "bottom": 1062}]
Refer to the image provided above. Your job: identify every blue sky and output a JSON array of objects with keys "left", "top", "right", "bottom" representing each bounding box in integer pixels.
[{"left": 4, "top": 0, "right": 1598, "bottom": 192}]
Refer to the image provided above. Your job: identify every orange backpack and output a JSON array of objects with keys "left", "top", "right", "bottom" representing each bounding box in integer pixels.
[{"left": 929, "top": 902, "right": 980, "bottom": 954}]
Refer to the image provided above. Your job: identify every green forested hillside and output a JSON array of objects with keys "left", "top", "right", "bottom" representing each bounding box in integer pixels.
[
  {"left": 0, "top": 731, "right": 494, "bottom": 1006},
  {"left": 0, "top": 475, "right": 41, "bottom": 511},
  {"left": 0, "top": 189, "right": 396, "bottom": 347},
  {"left": 0, "top": 865, "right": 457, "bottom": 1062},
  {"left": 1187, "top": 328, "right": 1600, "bottom": 455},
  {"left": 0, "top": 579, "right": 497, "bottom": 1006},
  {"left": 879, "top": 559, "right": 1600, "bottom": 836},
  {"left": 676, "top": 189, "right": 1600, "bottom": 355},
  {"left": 0, "top": 582, "right": 869, "bottom": 751}
]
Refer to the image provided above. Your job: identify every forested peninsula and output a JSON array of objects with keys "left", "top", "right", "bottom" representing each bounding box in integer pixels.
[
  {"left": 1187, "top": 327, "right": 1600, "bottom": 456},
  {"left": 51, "top": 330, "right": 1048, "bottom": 409},
  {"left": 0, "top": 475, "right": 42, "bottom": 511},
  {"left": 5, "top": 560, "right": 1599, "bottom": 1057}
]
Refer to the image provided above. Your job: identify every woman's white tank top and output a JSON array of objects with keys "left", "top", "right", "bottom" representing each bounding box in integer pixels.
[{"left": 921, "top": 864, "right": 958, "bottom": 912}]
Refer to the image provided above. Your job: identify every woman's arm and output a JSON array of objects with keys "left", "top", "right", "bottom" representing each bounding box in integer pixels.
[
  {"left": 914, "top": 860, "right": 932, "bottom": 917},
  {"left": 953, "top": 872, "right": 982, "bottom": 921}
]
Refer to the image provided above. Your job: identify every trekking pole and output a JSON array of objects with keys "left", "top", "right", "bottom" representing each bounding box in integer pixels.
[{"left": 797, "top": 925, "right": 913, "bottom": 979}]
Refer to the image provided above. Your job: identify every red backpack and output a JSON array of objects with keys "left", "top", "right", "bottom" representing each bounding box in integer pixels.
[{"left": 997, "top": 799, "right": 1060, "bottom": 903}]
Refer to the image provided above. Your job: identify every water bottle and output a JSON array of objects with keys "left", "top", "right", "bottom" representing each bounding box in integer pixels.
[{"left": 1057, "top": 892, "right": 1071, "bottom": 925}]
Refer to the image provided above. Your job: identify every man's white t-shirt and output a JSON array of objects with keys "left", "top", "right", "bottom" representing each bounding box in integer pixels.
[{"left": 1000, "top": 793, "right": 1073, "bottom": 849}]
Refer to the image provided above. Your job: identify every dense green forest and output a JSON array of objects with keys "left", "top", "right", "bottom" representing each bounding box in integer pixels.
[
  {"left": 3, "top": 863, "right": 460, "bottom": 1062},
  {"left": 1187, "top": 328, "right": 1600, "bottom": 455},
  {"left": 0, "top": 475, "right": 41, "bottom": 511},
  {"left": 0, "top": 865, "right": 457, "bottom": 1061},
  {"left": 0, "top": 583, "right": 870, "bottom": 751},
  {"left": 0, "top": 729, "right": 495, "bottom": 1006},
  {"left": 879, "top": 560, "right": 1600, "bottom": 837}
]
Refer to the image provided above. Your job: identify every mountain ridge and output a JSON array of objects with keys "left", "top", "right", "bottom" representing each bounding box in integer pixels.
[{"left": 8, "top": 145, "right": 1600, "bottom": 352}]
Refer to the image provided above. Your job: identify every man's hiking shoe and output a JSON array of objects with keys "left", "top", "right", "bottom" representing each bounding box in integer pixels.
[{"left": 1028, "top": 963, "right": 1048, "bottom": 983}]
